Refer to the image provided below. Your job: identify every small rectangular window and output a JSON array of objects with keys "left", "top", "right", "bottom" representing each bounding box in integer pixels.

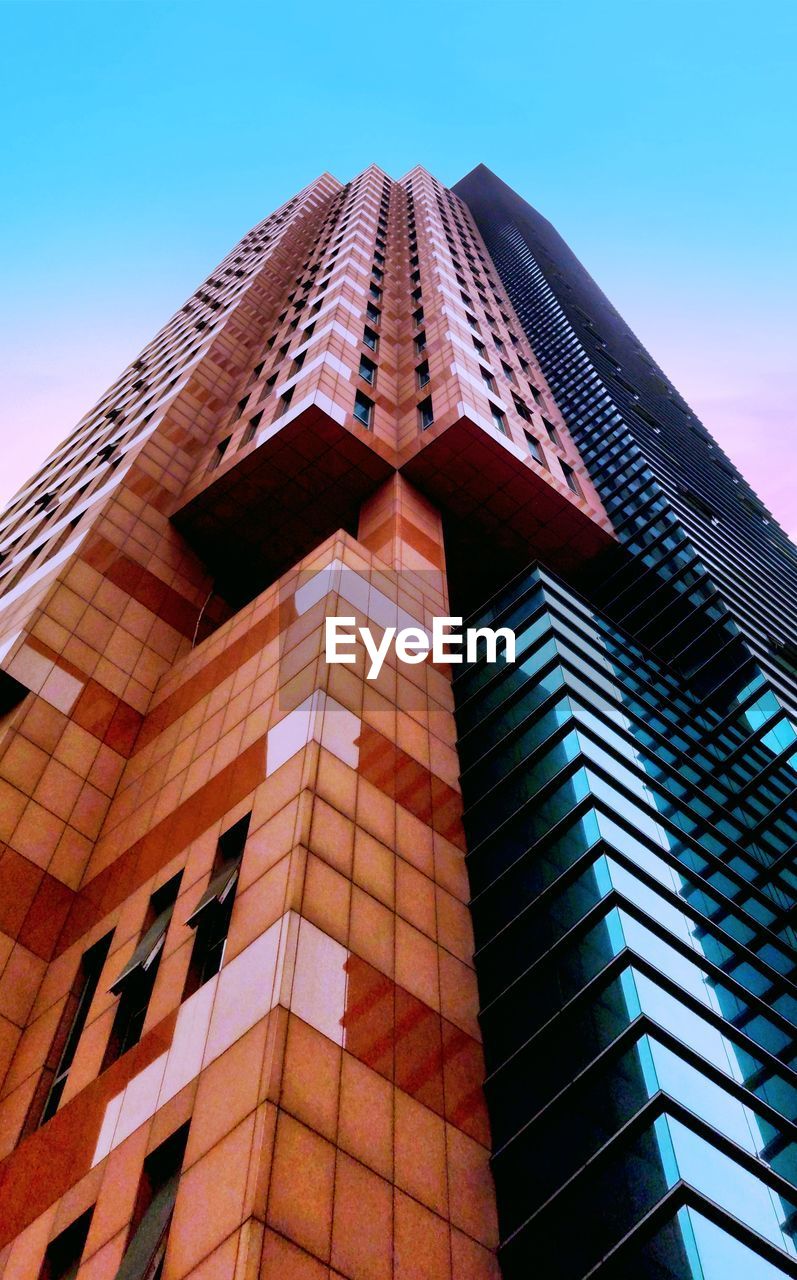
[
  {"left": 354, "top": 390, "right": 374, "bottom": 428},
  {"left": 472, "top": 337, "right": 485, "bottom": 356},
  {"left": 416, "top": 361, "right": 430, "bottom": 388},
  {"left": 769, "top": 636, "right": 797, "bottom": 675},
  {"left": 183, "top": 815, "right": 249, "bottom": 999},
  {"left": 366, "top": 302, "right": 381, "bottom": 325},
  {"left": 524, "top": 432, "right": 546, "bottom": 466},
  {"left": 359, "top": 354, "right": 377, "bottom": 385},
  {"left": 542, "top": 417, "right": 560, "bottom": 445},
  {"left": 289, "top": 350, "right": 306, "bottom": 377},
  {"left": 116, "top": 1126, "right": 188, "bottom": 1280},
  {"left": 240, "top": 412, "right": 262, "bottom": 447},
  {"left": 28, "top": 931, "right": 113, "bottom": 1131},
  {"left": 275, "top": 388, "right": 294, "bottom": 418},
  {"left": 412, "top": 307, "right": 424, "bottom": 327},
  {"left": 38, "top": 1208, "right": 93, "bottom": 1280},
  {"left": 363, "top": 326, "right": 378, "bottom": 351},
  {"left": 560, "top": 460, "right": 582, "bottom": 495},
  {"left": 418, "top": 397, "right": 434, "bottom": 430},
  {"left": 207, "top": 436, "right": 230, "bottom": 473},
  {"left": 501, "top": 361, "right": 516, "bottom": 384},
  {"left": 529, "top": 384, "right": 543, "bottom": 406},
  {"left": 480, "top": 366, "right": 495, "bottom": 392},
  {"left": 490, "top": 403, "right": 508, "bottom": 436},
  {"left": 677, "top": 482, "right": 716, "bottom": 522},
  {"left": 513, "top": 397, "right": 531, "bottom": 422},
  {"left": 103, "top": 875, "right": 181, "bottom": 1069},
  {"left": 369, "top": 282, "right": 381, "bottom": 300},
  {"left": 414, "top": 331, "right": 427, "bottom": 354}
]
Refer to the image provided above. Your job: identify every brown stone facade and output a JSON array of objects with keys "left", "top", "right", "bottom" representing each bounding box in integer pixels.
[{"left": 0, "top": 166, "right": 612, "bottom": 1278}]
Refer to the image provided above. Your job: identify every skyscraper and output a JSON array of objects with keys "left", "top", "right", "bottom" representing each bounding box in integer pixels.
[
  {"left": 451, "top": 167, "right": 797, "bottom": 1277},
  {"left": 454, "top": 165, "right": 797, "bottom": 719},
  {"left": 0, "top": 161, "right": 793, "bottom": 1280}
]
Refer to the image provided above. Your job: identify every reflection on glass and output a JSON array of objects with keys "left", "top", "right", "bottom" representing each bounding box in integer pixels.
[{"left": 457, "top": 565, "right": 797, "bottom": 1277}]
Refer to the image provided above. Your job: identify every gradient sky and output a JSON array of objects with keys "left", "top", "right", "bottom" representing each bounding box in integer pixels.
[{"left": 1, "top": 0, "right": 794, "bottom": 534}]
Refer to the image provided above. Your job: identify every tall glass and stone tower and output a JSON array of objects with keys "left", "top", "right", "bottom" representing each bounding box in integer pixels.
[
  {"left": 0, "top": 162, "right": 793, "bottom": 1280},
  {"left": 452, "top": 165, "right": 797, "bottom": 1278}
]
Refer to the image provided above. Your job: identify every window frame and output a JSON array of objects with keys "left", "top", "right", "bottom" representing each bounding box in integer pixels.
[
  {"left": 524, "top": 431, "right": 547, "bottom": 466},
  {"left": 353, "top": 390, "right": 374, "bottom": 429},
  {"left": 418, "top": 396, "right": 435, "bottom": 431}
]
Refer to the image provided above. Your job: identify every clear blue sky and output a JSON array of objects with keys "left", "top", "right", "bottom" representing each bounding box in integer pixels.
[{"left": 1, "top": 0, "right": 795, "bottom": 531}]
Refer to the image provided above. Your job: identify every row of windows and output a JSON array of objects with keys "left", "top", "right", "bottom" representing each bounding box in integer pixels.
[
  {"left": 438, "top": 195, "right": 561, "bottom": 414},
  {"left": 217, "top": 185, "right": 391, "bottom": 448},
  {"left": 422, "top": 205, "right": 571, "bottom": 463},
  {"left": 37, "top": 1122, "right": 188, "bottom": 1280},
  {"left": 428, "top": 206, "right": 561, "bottom": 436},
  {"left": 349, "top": 179, "right": 449, "bottom": 428},
  {"left": 349, "top": 195, "right": 393, "bottom": 428},
  {"left": 471, "top": 333, "right": 545, "bottom": 408},
  {"left": 207, "top": 178, "right": 564, "bottom": 464},
  {"left": 0, "top": 184, "right": 340, "bottom": 603},
  {"left": 487, "top": 227, "right": 797, "bottom": 709},
  {"left": 25, "top": 814, "right": 250, "bottom": 1139},
  {"left": 404, "top": 211, "right": 439, "bottom": 433},
  {"left": 194, "top": 177, "right": 592, "bottom": 518},
  {"left": 2, "top": 184, "right": 375, "bottom": 599},
  {"left": 403, "top": 183, "right": 574, "bottom": 460},
  {"left": 523, "top": 432, "right": 582, "bottom": 493},
  {"left": 0, "top": 178, "right": 331, "bottom": 535},
  {"left": 353, "top": 389, "right": 435, "bottom": 433}
]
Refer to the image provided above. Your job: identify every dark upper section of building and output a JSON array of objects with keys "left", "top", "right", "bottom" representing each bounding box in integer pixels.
[{"left": 454, "top": 164, "right": 797, "bottom": 722}]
